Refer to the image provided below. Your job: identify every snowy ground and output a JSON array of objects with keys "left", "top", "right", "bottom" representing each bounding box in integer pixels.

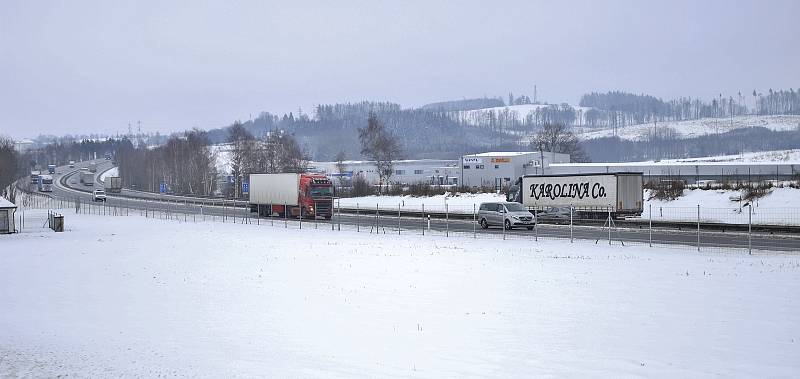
[
  {"left": 661, "top": 149, "right": 800, "bottom": 163},
  {"left": 1, "top": 210, "right": 799, "bottom": 377},
  {"left": 99, "top": 166, "right": 118, "bottom": 182},
  {"left": 577, "top": 115, "right": 800, "bottom": 141},
  {"left": 338, "top": 187, "right": 800, "bottom": 225}
]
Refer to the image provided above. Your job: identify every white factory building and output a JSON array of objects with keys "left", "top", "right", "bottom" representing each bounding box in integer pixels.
[
  {"left": 313, "top": 151, "right": 571, "bottom": 188},
  {"left": 460, "top": 151, "right": 571, "bottom": 188},
  {"left": 547, "top": 161, "right": 800, "bottom": 184},
  {"left": 312, "top": 159, "right": 460, "bottom": 186}
]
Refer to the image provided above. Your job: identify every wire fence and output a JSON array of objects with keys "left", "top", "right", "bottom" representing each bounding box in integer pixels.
[{"left": 8, "top": 189, "right": 800, "bottom": 254}]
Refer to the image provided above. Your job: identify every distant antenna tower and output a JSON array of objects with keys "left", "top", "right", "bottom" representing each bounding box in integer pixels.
[
  {"left": 137, "top": 120, "right": 141, "bottom": 134},
  {"left": 533, "top": 85, "right": 538, "bottom": 104}
]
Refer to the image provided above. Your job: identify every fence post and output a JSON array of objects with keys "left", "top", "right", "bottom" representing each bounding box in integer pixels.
[
  {"left": 473, "top": 204, "right": 476, "bottom": 238},
  {"left": 337, "top": 199, "right": 340, "bottom": 231},
  {"left": 445, "top": 202, "right": 449, "bottom": 237},
  {"left": 398, "top": 203, "right": 401, "bottom": 235},
  {"left": 569, "top": 205, "right": 573, "bottom": 243},
  {"left": 697, "top": 204, "right": 700, "bottom": 252},
  {"left": 299, "top": 204, "right": 302, "bottom": 229},
  {"left": 748, "top": 204, "right": 752, "bottom": 255},
  {"left": 649, "top": 204, "right": 652, "bottom": 247},
  {"left": 534, "top": 208, "right": 538, "bottom": 242},
  {"left": 356, "top": 203, "right": 360, "bottom": 232},
  {"left": 607, "top": 206, "right": 611, "bottom": 245},
  {"left": 375, "top": 204, "right": 379, "bottom": 235},
  {"left": 422, "top": 204, "right": 425, "bottom": 236},
  {"left": 313, "top": 201, "right": 317, "bottom": 229},
  {"left": 284, "top": 202, "right": 287, "bottom": 228},
  {"left": 499, "top": 205, "right": 506, "bottom": 240}
]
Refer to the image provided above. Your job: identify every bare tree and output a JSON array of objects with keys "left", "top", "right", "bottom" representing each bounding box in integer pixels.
[
  {"left": 227, "top": 121, "right": 254, "bottom": 197},
  {"left": 358, "top": 113, "right": 402, "bottom": 193},
  {"left": 255, "top": 130, "right": 309, "bottom": 174},
  {"left": 0, "top": 136, "right": 22, "bottom": 199},
  {"left": 531, "top": 123, "right": 589, "bottom": 162},
  {"left": 333, "top": 150, "right": 348, "bottom": 187}
]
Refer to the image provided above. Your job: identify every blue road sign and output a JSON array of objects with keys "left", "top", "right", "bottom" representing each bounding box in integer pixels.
[
  {"left": 227, "top": 175, "right": 235, "bottom": 184},
  {"left": 242, "top": 181, "right": 249, "bottom": 194},
  {"left": 159, "top": 181, "right": 167, "bottom": 194}
]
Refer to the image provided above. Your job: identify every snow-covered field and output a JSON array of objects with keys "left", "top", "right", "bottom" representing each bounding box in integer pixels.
[
  {"left": 2, "top": 210, "right": 799, "bottom": 377},
  {"left": 99, "top": 167, "right": 118, "bottom": 182},
  {"left": 662, "top": 149, "right": 800, "bottom": 163},
  {"left": 577, "top": 115, "right": 800, "bottom": 141},
  {"left": 338, "top": 187, "right": 800, "bottom": 225}
]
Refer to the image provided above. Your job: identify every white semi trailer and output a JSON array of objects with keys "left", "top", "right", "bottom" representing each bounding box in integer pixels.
[
  {"left": 80, "top": 168, "right": 94, "bottom": 186},
  {"left": 507, "top": 173, "right": 644, "bottom": 217},
  {"left": 104, "top": 176, "right": 122, "bottom": 193}
]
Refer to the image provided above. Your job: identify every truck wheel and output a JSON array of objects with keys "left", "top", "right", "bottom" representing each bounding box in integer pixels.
[
  {"left": 504, "top": 219, "right": 512, "bottom": 230},
  {"left": 480, "top": 219, "right": 488, "bottom": 229},
  {"left": 526, "top": 226, "right": 534, "bottom": 230}
]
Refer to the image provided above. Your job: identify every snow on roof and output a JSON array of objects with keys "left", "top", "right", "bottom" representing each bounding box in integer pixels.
[
  {"left": 0, "top": 197, "right": 16, "bottom": 208},
  {"left": 551, "top": 161, "right": 800, "bottom": 167}
]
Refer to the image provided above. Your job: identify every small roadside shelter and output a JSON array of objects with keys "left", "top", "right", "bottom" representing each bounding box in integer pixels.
[{"left": 0, "top": 197, "right": 17, "bottom": 234}]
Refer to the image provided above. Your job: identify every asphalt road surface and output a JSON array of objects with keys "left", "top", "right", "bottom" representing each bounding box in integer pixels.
[{"left": 44, "top": 160, "right": 800, "bottom": 253}]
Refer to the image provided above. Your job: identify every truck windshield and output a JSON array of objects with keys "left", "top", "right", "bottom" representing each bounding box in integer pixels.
[{"left": 310, "top": 186, "right": 332, "bottom": 198}]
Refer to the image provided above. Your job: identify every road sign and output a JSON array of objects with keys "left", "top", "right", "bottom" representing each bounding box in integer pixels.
[
  {"left": 242, "top": 181, "right": 249, "bottom": 194},
  {"left": 227, "top": 175, "right": 235, "bottom": 184},
  {"left": 159, "top": 181, "right": 167, "bottom": 194}
]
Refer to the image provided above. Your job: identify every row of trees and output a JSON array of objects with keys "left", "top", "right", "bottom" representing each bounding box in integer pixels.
[
  {"left": 226, "top": 122, "right": 309, "bottom": 197},
  {"left": 0, "top": 137, "right": 25, "bottom": 200},
  {"left": 206, "top": 101, "right": 498, "bottom": 161},
  {"left": 116, "top": 131, "right": 218, "bottom": 195},
  {"left": 756, "top": 89, "right": 800, "bottom": 115}
]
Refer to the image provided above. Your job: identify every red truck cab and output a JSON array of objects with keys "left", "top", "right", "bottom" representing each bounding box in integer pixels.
[{"left": 298, "top": 174, "right": 334, "bottom": 218}]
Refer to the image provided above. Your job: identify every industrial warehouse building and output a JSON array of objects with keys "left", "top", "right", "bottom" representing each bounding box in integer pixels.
[
  {"left": 314, "top": 151, "right": 570, "bottom": 188},
  {"left": 460, "top": 151, "right": 571, "bottom": 188},
  {"left": 314, "top": 152, "right": 798, "bottom": 189},
  {"left": 547, "top": 162, "right": 800, "bottom": 184},
  {"left": 313, "top": 159, "right": 460, "bottom": 186}
]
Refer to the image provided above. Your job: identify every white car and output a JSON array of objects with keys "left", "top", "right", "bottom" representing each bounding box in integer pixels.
[
  {"left": 92, "top": 189, "right": 107, "bottom": 202},
  {"left": 477, "top": 202, "right": 535, "bottom": 230}
]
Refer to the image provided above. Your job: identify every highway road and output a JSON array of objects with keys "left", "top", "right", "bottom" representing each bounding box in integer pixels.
[{"left": 42, "top": 159, "right": 800, "bottom": 253}]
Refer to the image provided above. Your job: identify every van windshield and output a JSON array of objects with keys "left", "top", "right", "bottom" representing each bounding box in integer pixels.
[{"left": 504, "top": 203, "right": 526, "bottom": 212}]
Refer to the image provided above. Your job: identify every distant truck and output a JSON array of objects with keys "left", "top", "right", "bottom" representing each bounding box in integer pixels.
[
  {"left": 88, "top": 163, "right": 98, "bottom": 173},
  {"left": 30, "top": 170, "right": 41, "bottom": 185},
  {"left": 249, "top": 173, "right": 334, "bottom": 219},
  {"left": 80, "top": 168, "right": 94, "bottom": 186},
  {"left": 507, "top": 173, "right": 644, "bottom": 218},
  {"left": 37, "top": 174, "right": 54, "bottom": 192},
  {"left": 104, "top": 176, "right": 122, "bottom": 193},
  {"left": 68, "top": 160, "right": 75, "bottom": 168},
  {"left": 47, "top": 164, "right": 56, "bottom": 174}
]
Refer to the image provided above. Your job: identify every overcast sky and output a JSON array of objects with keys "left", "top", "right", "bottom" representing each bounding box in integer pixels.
[{"left": 1, "top": 0, "right": 798, "bottom": 139}]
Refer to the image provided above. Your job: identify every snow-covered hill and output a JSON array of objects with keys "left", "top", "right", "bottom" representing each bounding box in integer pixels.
[
  {"left": 577, "top": 115, "right": 800, "bottom": 141},
  {"left": 662, "top": 149, "right": 800, "bottom": 163}
]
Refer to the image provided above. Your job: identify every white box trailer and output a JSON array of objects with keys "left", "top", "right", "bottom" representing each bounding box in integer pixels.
[
  {"left": 104, "top": 176, "right": 122, "bottom": 193},
  {"left": 512, "top": 173, "right": 644, "bottom": 216},
  {"left": 249, "top": 173, "right": 301, "bottom": 207},
  {"left": 80, "top": 169, "right": 94, "bottom": 186}
]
